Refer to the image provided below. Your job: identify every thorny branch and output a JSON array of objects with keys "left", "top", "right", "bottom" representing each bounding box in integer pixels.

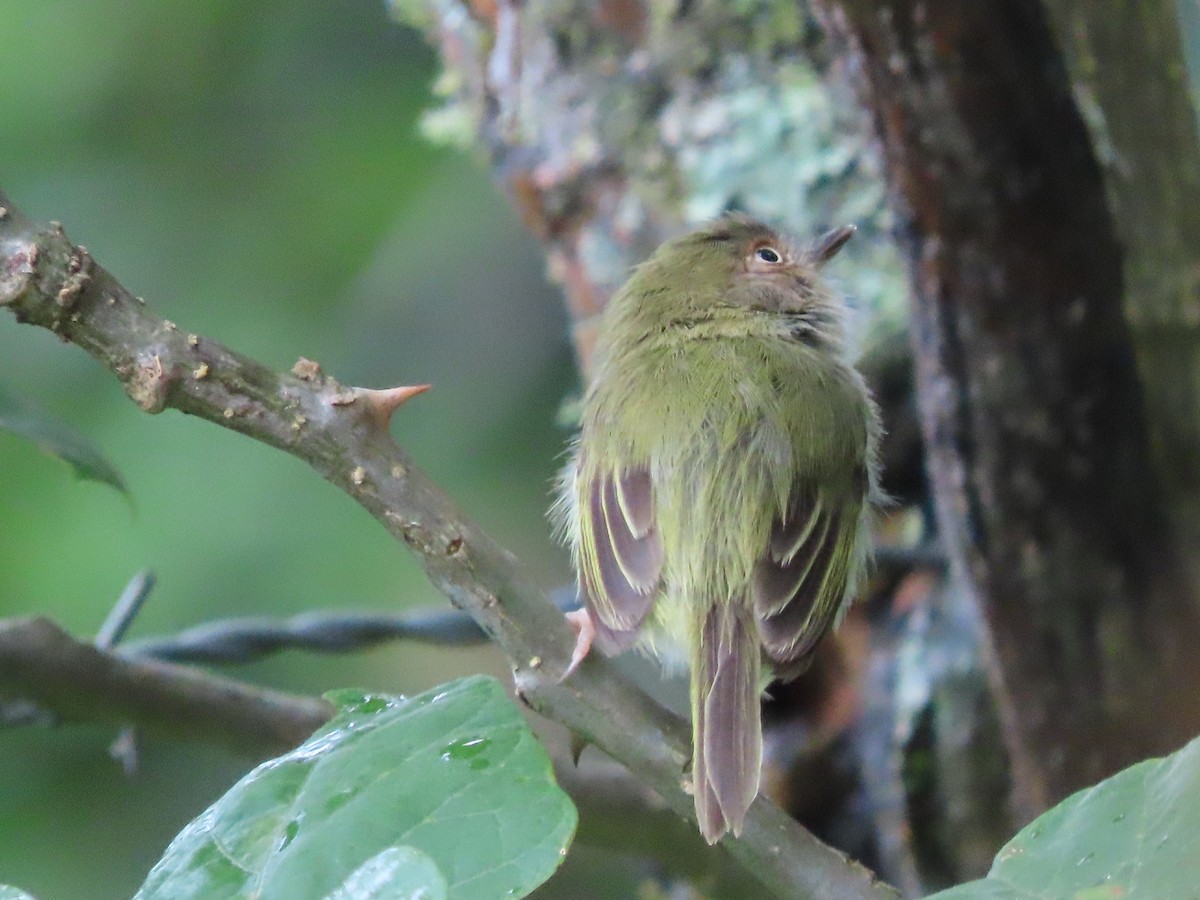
[{"left": 0, "top": 193, "right": 897, "bottom": 899}]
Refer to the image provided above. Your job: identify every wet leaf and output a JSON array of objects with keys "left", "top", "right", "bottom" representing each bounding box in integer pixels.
[
  {"left": 135, "top": 676, "right": 576, "bottom": 900},
  {"left": 323, "top": 846, "right": 447, "bottom": 900},
  {"left": 931, "top": 736, "right": 1200, "bottom": 899}
]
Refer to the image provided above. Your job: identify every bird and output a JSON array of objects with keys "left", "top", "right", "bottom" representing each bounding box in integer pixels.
[{"left": 552, "top": 213, "right": 882, "bottom": 844}]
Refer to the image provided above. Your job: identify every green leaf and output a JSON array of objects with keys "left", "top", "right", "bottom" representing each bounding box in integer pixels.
[
  {"left": 323, "top": 846, "right": 447, "bottom": 900},
  {"left": 929, "top": 736, "right": 1200, "bottom": 899},
  {"left": 135, "top": 675, "right": 576, "bottom": 900},
  {"left": 0, "top": 888, "right": 38, "bottom": 900},
  {"left": 0, "top": 387, "right": 127, "bottom": 494}
]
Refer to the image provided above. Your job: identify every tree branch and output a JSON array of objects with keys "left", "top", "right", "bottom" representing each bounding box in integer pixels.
[
  {"left": 0, "top": 194, "right": 896, "bottom": 899},
  {"left": 0, "top": 616, "right": 331, "bottom": 754},
  {"left": 556, "top": 758, "right": 766, "bottom": 896}
]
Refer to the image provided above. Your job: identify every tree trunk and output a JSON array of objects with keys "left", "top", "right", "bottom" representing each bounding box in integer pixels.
[
  {"left": 1044, "top": 0, "right": 1200, "bottom": 579},
  {"left": 815, "top": 0, "right": 1200, "bottom": 819}
]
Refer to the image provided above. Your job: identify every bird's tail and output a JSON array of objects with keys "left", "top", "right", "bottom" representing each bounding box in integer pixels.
[{"left": 691, "top": 601, "right": 762, "bottom": 844}]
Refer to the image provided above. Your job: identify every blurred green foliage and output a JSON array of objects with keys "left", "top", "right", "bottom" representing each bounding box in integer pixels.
[
  {"left": 0, "top": 386, "right": 128, "bottom": 494},
  {"left": 0, "top": 1, "right": 576, "bottom": 897}
]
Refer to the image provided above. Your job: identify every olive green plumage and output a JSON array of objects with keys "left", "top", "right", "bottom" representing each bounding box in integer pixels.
[{"left": 554, "top": 214, "right": 881, "bottom": 844}]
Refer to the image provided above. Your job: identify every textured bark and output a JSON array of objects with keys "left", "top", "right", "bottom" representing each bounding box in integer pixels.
[
  {"left": 1044, "top": 0, "right": 1200, "bottom": 572},
  {"left": 394, "top": 0, "right": 902, "bottom": 371},
  {"left": 815, "top": 0, "right": 1200, "bottom": 817}
]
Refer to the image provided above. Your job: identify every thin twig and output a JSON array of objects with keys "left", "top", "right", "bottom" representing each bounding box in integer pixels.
[
  {"left": 0, "top": 194, "right": 897, "bottom": 900},
  {"left": 96, "top": 570, "right": 157, "bottom": 648},
  {"left": 94, "top": 570, "right": 159, "bottom": 773},
  {"left": 126, "top": 590, "right": 581, "bottom": 665},
  {"left": 128, "top": 609, "right": 487, "bottom": 662}
]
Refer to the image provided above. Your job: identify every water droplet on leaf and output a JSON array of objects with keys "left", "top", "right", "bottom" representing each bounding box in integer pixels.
[{"left": 440, "top": 736, "right": 492, "bottom": 762}]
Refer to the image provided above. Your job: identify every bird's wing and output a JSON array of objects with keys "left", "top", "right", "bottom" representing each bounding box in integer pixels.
[
  {"left": 751, "top": 480, "right": 864, "bottom": 679},
  {"left": 577, "top": 464, "right": 664, "bottom": 652}
]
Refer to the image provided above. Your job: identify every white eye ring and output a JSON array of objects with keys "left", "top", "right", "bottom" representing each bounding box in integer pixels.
[{"left": 755, "top": 246, "right": 782, "bottom": 264}]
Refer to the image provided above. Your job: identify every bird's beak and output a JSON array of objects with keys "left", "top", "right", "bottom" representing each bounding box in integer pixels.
[{"left": 813, "top": 225, "right": 856, "bottom": 264}]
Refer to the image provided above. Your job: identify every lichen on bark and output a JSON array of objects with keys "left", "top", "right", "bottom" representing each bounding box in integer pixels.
[{"left": 392, "top": 0, "right": 909, "bottom": 368}]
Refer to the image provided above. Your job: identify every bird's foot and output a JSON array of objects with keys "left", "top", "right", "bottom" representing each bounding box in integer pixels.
[{"left": 562, "top": 608, "right": 595, "bottom": 680}]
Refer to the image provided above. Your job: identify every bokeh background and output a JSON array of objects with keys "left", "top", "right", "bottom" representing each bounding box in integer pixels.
[{"left": 0, "top": 2, "right": 580, "bottom": 896}]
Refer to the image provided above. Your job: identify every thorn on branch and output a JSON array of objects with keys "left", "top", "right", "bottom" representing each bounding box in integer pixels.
[
  {"left": 569, "top": 731, "right": 588, "bottom": 766},
  {"left": 110, "top": 727, "right": 139, "bottom": 775},
  {"left": 353, "top": 384, "right": 432, "bottom": 430},
  {"left": 290, "top": 353, "right": 430, "bottom": 431}
]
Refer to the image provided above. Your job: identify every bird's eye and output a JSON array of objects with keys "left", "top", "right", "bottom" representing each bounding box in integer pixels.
[{"left": 755, "top": 247, "right": 782, "bottom": 264}]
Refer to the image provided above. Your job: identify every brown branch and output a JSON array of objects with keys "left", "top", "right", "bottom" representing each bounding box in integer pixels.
[
  {"left": 0, "top": 616, "right": 331, "bottom": 755},
  {"left": 0, "top": 194, "right": 897, "bottom": 899},
  {"left": 555, "top": 758, "right": 766, "bottom": 895},
  {"left": 812, "top": 0, "right": 1200, "bottom": 818}
]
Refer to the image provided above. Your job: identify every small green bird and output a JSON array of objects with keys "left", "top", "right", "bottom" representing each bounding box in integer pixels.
[{"left": 554, "top": 214, "right": 881, "bottom": 844}]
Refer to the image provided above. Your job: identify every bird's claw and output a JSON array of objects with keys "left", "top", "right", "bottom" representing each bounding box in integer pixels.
[{"left": 562, "top": 608, "right": 595, "bottom": 680}]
